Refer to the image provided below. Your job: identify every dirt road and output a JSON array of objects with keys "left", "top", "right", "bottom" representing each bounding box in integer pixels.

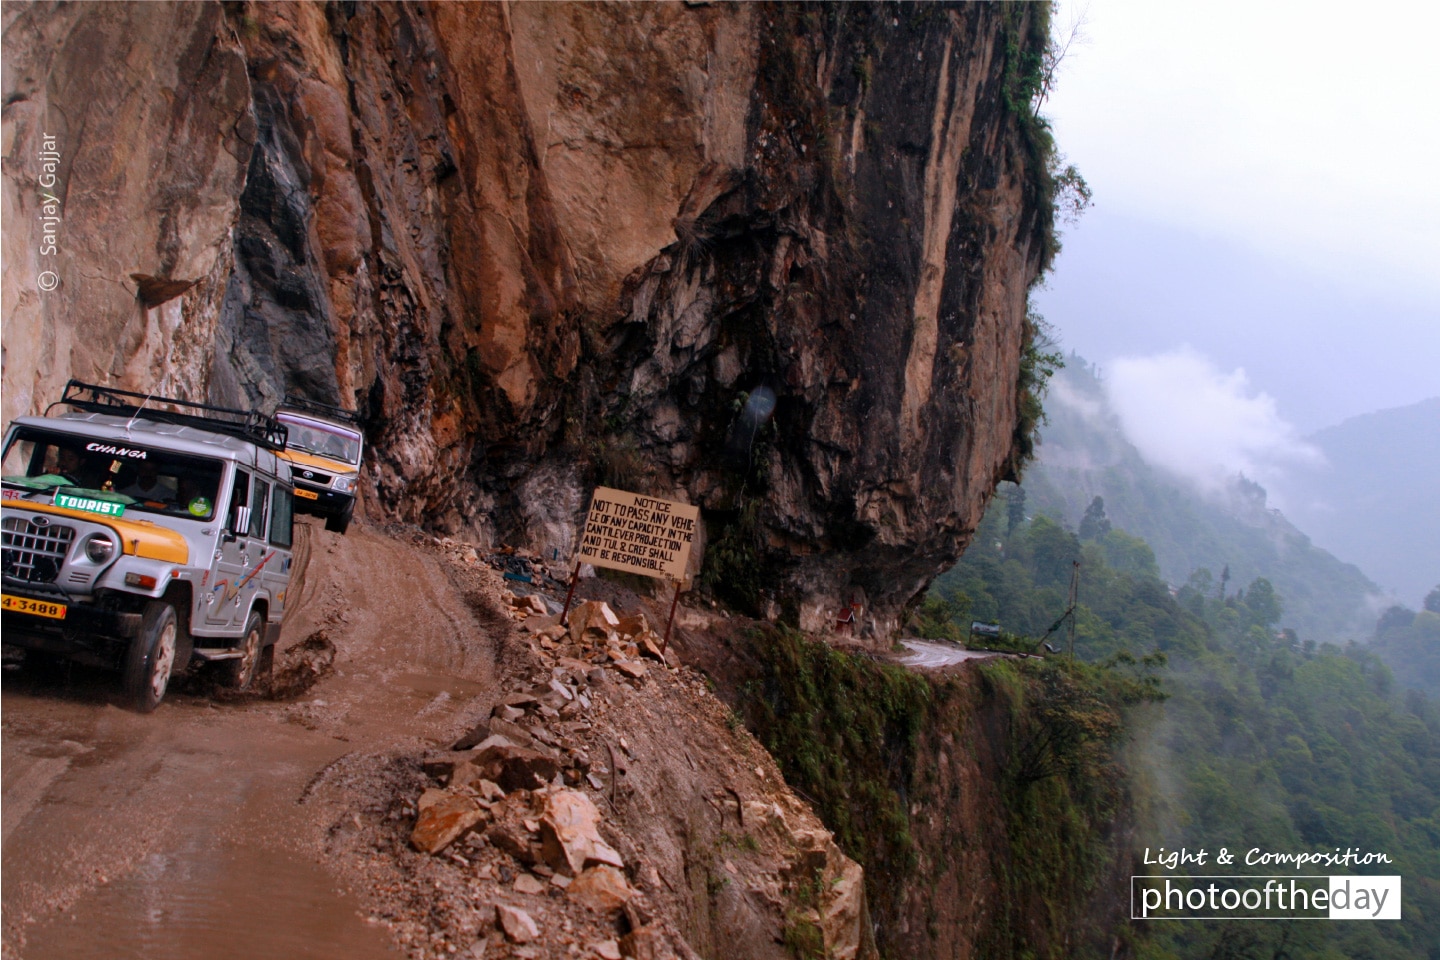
[
  {"left": 1, "top": 520, "right": 501, "bottom": 960},
  {"left": 897, "top": 640, "right": 1008, "bottom": 670}
]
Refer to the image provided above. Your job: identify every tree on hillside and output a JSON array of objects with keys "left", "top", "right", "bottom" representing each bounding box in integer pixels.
[
  {"left": 1078, "top": 495, "right": 1111, "bottom": 540},
  {"left": 1027, "top": 516, "right": 1082, "bottom": 589},
  {"left": 1237, "top": 577, "right": 1282, "bottom": 630},
  {"left": 1007, "top": 485, "right": 1027, "bottom": 538},
  {"left": 1377, "top": 605, "right": 1415, "bottom": 638},
  {"left": 1370, "top": 598, "right": 1440, "bottom": 697}
]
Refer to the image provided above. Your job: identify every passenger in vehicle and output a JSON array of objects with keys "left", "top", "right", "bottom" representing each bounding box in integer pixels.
[{"left": 118, "top": 462, "right": 177, "bottom": 503}]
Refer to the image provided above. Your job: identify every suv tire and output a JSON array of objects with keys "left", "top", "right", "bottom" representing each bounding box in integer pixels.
[
  {"left": 325, "top": 500, "right": 353, "bottom": 535},
  {"left": 222, "top": 611, "right": 264, "bottom": 691},
  {"left": 123, "top": 601, "right": 178, "bottom": 713}
]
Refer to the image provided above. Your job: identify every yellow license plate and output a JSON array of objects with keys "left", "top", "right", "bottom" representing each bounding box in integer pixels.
[
  {"left": 1, "top": 594, "right": 67, "bottom": 620},
  {"left": 294, "top": 488, "right": 319, "bottom": 500}
]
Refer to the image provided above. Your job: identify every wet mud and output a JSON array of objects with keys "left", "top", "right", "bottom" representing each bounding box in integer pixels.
[{"left": 1, "top": 521, "right": 500, "bottom": 960}]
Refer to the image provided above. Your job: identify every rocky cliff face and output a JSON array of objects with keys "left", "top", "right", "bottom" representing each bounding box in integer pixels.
[
  {"left": 675, "top": 622, "right": 1135, "bottom": 960},
  {"left": 2, "top": 1, "right": 1054, "bottom": 644}
]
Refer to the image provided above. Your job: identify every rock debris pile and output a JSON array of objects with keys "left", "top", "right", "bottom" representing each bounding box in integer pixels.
[
  {"left": 311, "top": 538, "right": 871, "bottom": 959},
  {"left": 396, "top": 600, "right": 698, "bottom": 956}
]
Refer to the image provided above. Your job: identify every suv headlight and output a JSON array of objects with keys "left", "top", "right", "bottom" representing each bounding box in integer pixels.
[
  {"left": 334, "top": 476, "right": 356, "bottom": 493},
  {"left": 84, "top": 534, "right": 115, "bottom": 563}
]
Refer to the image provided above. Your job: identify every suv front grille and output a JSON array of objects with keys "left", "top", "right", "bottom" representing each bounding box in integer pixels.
[
  {"left": 2, "top": 515, "right": 76, "bottom": 583},
  {"left": 294, "top": 467, "right": 333, "bottom": 485}
]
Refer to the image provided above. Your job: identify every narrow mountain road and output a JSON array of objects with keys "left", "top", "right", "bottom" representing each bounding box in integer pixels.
[
  {"left": 1, "top": 520, "right": 500, "bottom": 960},
  {"left": 897, "top": 640, "right": 1009, "bottom": 670}
]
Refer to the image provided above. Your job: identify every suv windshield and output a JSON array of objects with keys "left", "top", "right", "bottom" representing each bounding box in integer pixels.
[
  {"left": 2, "top": 427, "right": 224, "bottom": 520},
  {"left": 276, "top": 413, "right": 362, "bottom": 465}
]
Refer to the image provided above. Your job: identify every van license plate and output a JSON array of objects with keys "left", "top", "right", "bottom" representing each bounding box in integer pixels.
[
  {"left": 294, "top": 488, "right": 319, "bottom": 500},
  {"left": 1, "top": 595, "right": 67, "bottom": 619}
]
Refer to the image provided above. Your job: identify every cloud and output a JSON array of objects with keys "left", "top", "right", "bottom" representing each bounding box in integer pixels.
[
  {"left": 1105, "top": 347, "right": 1322, "bottom": 500},
  {"left": 1049, "top": 374, "right": 1106, "bottom": 422}
]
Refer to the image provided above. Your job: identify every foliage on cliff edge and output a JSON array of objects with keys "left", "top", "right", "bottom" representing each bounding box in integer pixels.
[{"left": 734, "top": 625, "right": 1155, "bottom": 958}]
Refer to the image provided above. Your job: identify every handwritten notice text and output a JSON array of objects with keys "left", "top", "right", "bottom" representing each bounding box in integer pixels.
[{"left": 577, "top": 487, "right": 699, "bottom": 582}]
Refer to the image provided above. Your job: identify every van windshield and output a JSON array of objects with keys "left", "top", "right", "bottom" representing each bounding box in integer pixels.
[
  {"left": 2, "top": 427, "right": 224, "bottom": 520},
  {"left": 276, "top": 413, "right": 362, "bottom": 465}
]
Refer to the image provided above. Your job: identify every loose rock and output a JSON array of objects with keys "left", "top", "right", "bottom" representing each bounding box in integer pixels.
[
  {"left": 538, "top": 790, "right": 624, "bottom": 876},
  {"left": 618, "top": 925, "right": 667, "bottom": 960},
  {"left": 635, "top": 632, "right": 667, "bottom": 664},
  {"left": 612, "top": 660, "right": 647, "bottom": 680},
  {"left": 569, "top": 601, "right": 620, "bottom": 642},
  {"left": 567, "top": 865, "right": 634, "bottom": 914},
  {"left": 496, "top": 903, "right": 539, "bottom": 943},
  {"left": 514, "top": 873, "right": 546, "bottom": 895},
  {"left": 411, "top": 793, "right": 486, "bottom": 854},
  {"left": 473, "top": 743, "right": 561, "bottom": 792}
]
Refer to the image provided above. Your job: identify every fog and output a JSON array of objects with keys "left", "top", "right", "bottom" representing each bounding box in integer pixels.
[
  {"left": 1104, "top": 348, "right": 1321, "bottom": 509},
  {"left": 1035, "top": 0, "right": 1440, "bottom": 432}
]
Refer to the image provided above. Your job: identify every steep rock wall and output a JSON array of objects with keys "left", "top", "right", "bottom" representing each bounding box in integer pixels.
[
  {"left": 2, "top": 1, "right": 250, "bottom": 415},
  {"left": 1, "top": 1, "right": 1053, "bottom": 644}
]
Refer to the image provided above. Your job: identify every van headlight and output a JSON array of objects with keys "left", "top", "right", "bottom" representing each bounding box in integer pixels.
[
  {"left": 84, "top": 534, "right": 115, "bottom": 563},
  {"left": 334, "top": 476, "right": 357, "bottom": 493}
]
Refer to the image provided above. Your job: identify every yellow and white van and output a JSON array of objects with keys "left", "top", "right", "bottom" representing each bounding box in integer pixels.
[{"left": 274, "top": 397, "right": 364, "bottom": 535}]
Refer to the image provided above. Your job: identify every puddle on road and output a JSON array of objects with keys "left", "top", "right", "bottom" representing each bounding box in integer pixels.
[
  {"left": 396, "top": 672, "right": 488, "bottom": 699},
  {"left": 3, "top": 679, "right": 409, "bottom": 960},
  {"left": 21, "top": 840, "right": 401, "bottom": 960}
]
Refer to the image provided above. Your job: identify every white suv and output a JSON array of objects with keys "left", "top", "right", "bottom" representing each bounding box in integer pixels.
[{"left": 2, "top": 382, "right": 297, "bottom": 711}]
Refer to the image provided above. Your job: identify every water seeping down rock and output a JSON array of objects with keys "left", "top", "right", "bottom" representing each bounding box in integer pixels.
[{"left": 2, "top": 1, "right": 1057, "bottom": 645}]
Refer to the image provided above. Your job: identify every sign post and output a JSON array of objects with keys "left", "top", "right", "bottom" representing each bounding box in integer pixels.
[{"left": 567, "top": 487, "right": 700, "bottom": 650}]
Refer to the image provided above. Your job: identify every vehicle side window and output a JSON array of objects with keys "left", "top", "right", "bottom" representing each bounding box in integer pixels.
[
  {"left": 270, "top": 486, "right": 293, "bottom": 548},
  {"left": 1, "top": 436, "right": 36, "bottom": 476},
  {"left": 249, "top": 479, "right": 270, "bottom": 539},
  {"left": 228, "top": 469, "right": 250, "bottom": 533}
]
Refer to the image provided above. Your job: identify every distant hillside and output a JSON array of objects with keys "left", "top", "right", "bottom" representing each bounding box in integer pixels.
[
  {"left": 1018, "top": 358, "right": 1380, "bottom": 642},
  {"left": 1282, "top": 398, "right": 1440, "bottom": 607}
]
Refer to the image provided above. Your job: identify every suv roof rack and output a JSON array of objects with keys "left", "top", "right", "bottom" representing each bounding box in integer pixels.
[
  {"left": 52, "top": 380, "right": 289, "bottom": 451},
  {"left": 277, "top": 394, "right": 363, "bottom": 428}
]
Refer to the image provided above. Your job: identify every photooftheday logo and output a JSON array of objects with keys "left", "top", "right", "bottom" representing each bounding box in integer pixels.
[{"left": 1132, "top": 875, "right": 1401, "bottom": 920}]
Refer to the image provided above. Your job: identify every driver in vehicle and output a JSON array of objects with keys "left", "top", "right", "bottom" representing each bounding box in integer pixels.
[{"left": 53, "top": 446, "right": 85, "bottom": 484}]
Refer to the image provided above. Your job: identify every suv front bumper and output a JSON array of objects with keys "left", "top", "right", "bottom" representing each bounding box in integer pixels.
[
  {"left": 2, "top": 577, "right": 143, "bottom": 662},
  {"left": 292, "top": 482, "right": 354, "bottom": 519}
]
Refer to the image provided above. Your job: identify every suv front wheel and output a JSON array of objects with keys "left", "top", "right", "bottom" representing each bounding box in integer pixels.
[
  {"left": 325, "top": 499, "right": 353, "bottom": 535},
  {"left": 123, "top": 601, "right": 178, "bottom": 713}
]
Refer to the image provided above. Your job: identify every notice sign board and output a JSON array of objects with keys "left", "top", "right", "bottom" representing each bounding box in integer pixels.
[{"left": 577, "top": 487, "right": 699, "bottom": 582}]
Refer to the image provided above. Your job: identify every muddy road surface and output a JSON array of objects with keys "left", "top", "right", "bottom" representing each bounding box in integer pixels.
[
  {"left": 897, "top": 639, "right": 1009, "bottom": 670},
  {"left": 2, "top": 520, "right": 501, "bottom": 960}
]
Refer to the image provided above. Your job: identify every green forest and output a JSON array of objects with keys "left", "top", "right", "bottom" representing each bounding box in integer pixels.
[
  {"left": 1018, "top": 358, "right": 1381, "bottom": 641},
  {"left": 917, "top": 495, "right": 1440, "bottom": 959}
]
